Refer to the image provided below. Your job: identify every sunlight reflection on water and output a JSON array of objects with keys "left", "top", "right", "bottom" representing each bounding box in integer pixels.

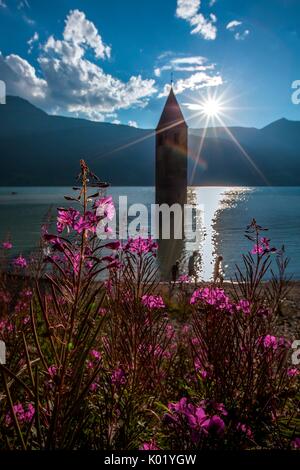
[
  {"left": 184, "top": 187, "right": 253, "bottom": 281},
  {"left": 0, "top": 186, "right": 299, "bottom": 281}
]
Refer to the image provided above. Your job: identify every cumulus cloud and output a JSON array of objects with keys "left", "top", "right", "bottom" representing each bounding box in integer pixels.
[
  {"left": 159, "top": 72, "right": 223, "bottom": 97},
  {"left": 63, "top": 9, "right": 111, "bottom": 60},
  {"left": 176, "top": 0, "right": 217, "bottom": 40},
  {"left": 128, "top": 120, "right": 138, "bottom": 128},
  {"left": 0, "top": 52, "right": 47, "bottom": 99},
  {"left": 176, "top": 0, "right": 200, "bottom": 20},
  {"left": 0, "top": 9, "right": 157, "bottom": 121}
]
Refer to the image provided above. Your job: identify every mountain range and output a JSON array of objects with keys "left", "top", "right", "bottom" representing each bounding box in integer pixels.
[{"left": 0, "top": 95, "right": 300, "bottom": 186}]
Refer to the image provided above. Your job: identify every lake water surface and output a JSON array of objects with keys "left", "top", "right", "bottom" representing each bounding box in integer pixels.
[{"left": 0, "top": 186, "right": 299, "bottom": 281}]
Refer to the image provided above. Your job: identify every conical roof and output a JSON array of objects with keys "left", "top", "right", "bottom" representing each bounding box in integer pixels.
[{"left": 156, "top": 87, "right": 187, "bottom": 130}]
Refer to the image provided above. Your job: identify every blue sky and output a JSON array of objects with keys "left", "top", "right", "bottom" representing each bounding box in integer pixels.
[{"left": 0, "top": 0, "right": 300, "bottom": 128}]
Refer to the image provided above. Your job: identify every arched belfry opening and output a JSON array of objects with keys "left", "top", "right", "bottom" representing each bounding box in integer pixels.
[{"left": 155, "top": 87, "right": 188, "bottom": 207}]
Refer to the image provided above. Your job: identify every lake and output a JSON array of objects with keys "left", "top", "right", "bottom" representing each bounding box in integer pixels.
[{"left": 0, "top": 186, "right": 299, "bottom": 281}]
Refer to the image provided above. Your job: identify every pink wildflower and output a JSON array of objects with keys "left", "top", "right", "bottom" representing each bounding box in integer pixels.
[
  {"left": 251, "top": 237, "right": 273, "bottom": 255},
  {"left": 202, "top": 415, "right": 225, "bottom": 437},
  {"left": 262, "top": 335, "right": 278, "bottom": 350},
  {"left": 142, "top": 294, "right": 165, "bottom": 309},
  {"left": 57, "top": 208, "right": 80, "bottom": 234},
  {"left": 178, "top": 274, "right": 189, "bottom": 283},
  {"left": 236, "top": 299, "right": 251, "bottom": 315},
  {"left": 124, "top": 237, "right": 158, "bottom": 256},
  {"left": 237, "top": 422, "right": 253, "bottom": 439},
  {"left": 74, "top": 211, "right": 99, "bottom": 234},
  {"left": 94, "top": 196, "right": 115, "bottom": 220},
  {"left": 190, "top": 287, "right": 233, "bottom": 311},
  {"left": 90, "top": 349, "right": 101, "bottom": 361},
  {"left": 287, "top": 368, "right": 300, "bottom": 377},
  {"left": 89, "top": 382, "right": 99, "bottom": 392},
  {"left": 111, "top": 367, "right": 126, "bottom": 387},
  {"left": 48, "top": 365, "right": 58, "bottom": 378},
  {"left": 292, "top": 437, "right": 300, "bottom": 449},
  {"left": 140, "top": 440, "right": 160, "bottom": 450},
  {"left": 6, "top": 403, "right": 35, "bottom": 426},
  {"left": 2, "top": 241, "right": 12, "bottom": 249},
  {"left": 13, "top": 255, "right": 27, "bottom": 268}
]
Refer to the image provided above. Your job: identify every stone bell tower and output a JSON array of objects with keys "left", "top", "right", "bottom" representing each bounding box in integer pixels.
[{"left": 155, "top": 87, "right": 188, "bottom": 207}]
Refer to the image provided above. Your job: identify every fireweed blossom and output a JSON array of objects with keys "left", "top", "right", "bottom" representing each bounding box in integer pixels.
[
  {"left": 13, "top": 255, "right": 27, "bottom": 268},
  {"left": 111, "top": 367, "right": 126, "bottom": 387},
  {"left": 236, "top": 299, "right": 251, "bottom": 315},
  {"left": 94, "top": 196, "right": 115, "bottom": 220},
  {"left": 140, "top": 440, "right": 160, "bottom": 450},
  {"left": 123, "top": 237, "right": 158, "bottom": 256},
  {"left": 142, "top": 294, "right": 165, "bottom": 309},
  {"left": 291, "top": 437, "right": 300, "bottom": 449},
  {"left": 48, "top": 365, "right": 58, "bottom": 378},
  {"left": 287, "top": 368, "right": 300, "bottom": 377},
  {"left": 257, "top": 335, "right": 289, "bottom": 351},
  {"left": 57, "top": 208, "right": 80, "bottom": 234},
  {"left": 236, "top": 423, "right": 253, "bottom": 439},
  {"left": 5, "top": 403, "right": 35, "bottom": 426},
  {"left": 178, "top": 274, "right": 190, "bottom": 283},
  {"left": 2, "top": 241, "right": 12, "bottom": 249},
  {"left": 251, "top": 237, "right": 276, "bottom": 255},
  {"left": 165, "top": 398, "right": 226, "bottom": 444},
  {"left": 190, "top": 287, "right": 233, "bottom": 311}
]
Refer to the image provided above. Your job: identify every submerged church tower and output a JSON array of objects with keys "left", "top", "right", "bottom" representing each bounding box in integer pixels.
[{"left": 155, "top": 87, "right": 188, "bottom": 207}]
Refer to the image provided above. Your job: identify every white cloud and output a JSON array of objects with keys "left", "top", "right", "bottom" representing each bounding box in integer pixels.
[
  {"left": 154, "top": 55, "right": 216, "bottom": 78},
  {"left": 128, "top": 120, "right": 138, "bottom": 128},
  {"left": 189, "top": 13, "right": 217, "bottom": 39},
  {"left": 27, "top": 32, "right": 39, "bottom": 53},
  {"left": 159, "top": 71, "right": 223, "bottom": 97},
  {"left": 0, "top": 1, "right": 7, "bottom": 8},
  {"left": 176, "top": 0, "right": 217, "bottom": 40},
  {"left": 23, "top": 15, "right": 35, "bottom": 26},
  {"left": 171, "top": 56, "right": 206, "bottom": 65},
  {"left": 235, "top": 30, "right": 250, "bottom": 41},
  {"left": 209, "top": 0, "right": 217, "bottom": 6},
  {"left": 63, "top": 9, "right": 111, "bottom": 60},
  {"left": 176, "top": 0, "right": 200, "bottom": 20},
  {"left": 0, "top": 52, "right": 47, "bottom": 99},
  {"left": 226, "top": 20, "right": 250, "bottom": 41},
  {"left": 0, "top": 9, "right": 157, "bottom": 121},
  {"left": 226, "top": 20, "right": 242, "bottom": 30},
  {"left": 112, "top": 119, "right": 121, "bottom": 125}
]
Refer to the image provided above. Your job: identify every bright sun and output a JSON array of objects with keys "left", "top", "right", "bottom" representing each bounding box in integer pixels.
[{"left": 201, "top": 98, "right": 222, "bottom": 117}]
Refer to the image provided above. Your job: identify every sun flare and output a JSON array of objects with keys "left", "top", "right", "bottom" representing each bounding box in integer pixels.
[{"left": 201, "top": 98, "right": 223, "bottom": 117}]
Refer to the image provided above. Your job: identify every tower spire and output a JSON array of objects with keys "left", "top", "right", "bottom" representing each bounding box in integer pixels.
[{"left": 156, "top": 86, "right": 187, "bottom": 130}]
